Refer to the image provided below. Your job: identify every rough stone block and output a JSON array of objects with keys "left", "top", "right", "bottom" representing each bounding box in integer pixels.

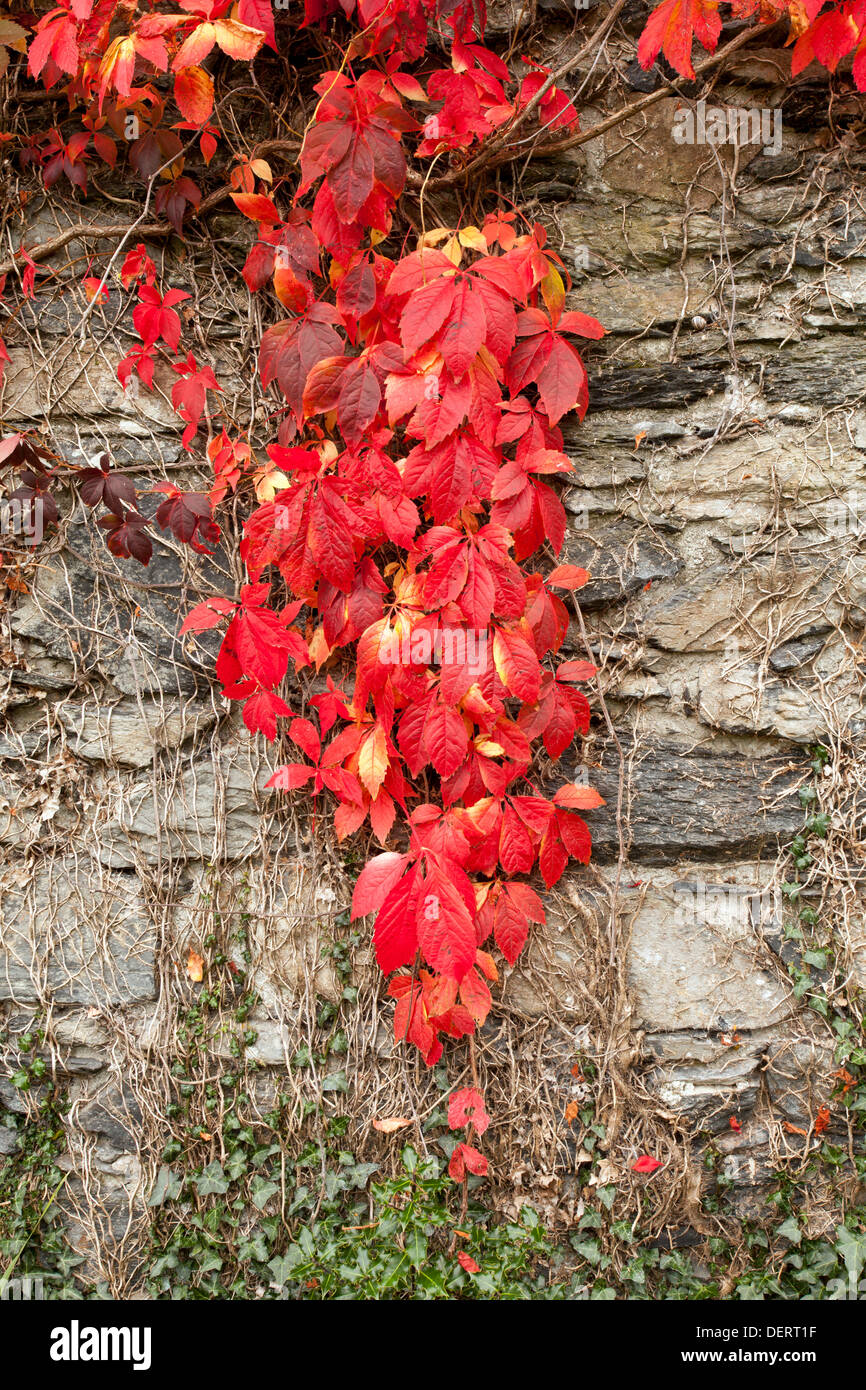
[
  {"left": 0, "top": 859, "right": 156, "bottom": 1005},
  {"left": 623, "top": 865, "right": 794, "bottom": 1032}
]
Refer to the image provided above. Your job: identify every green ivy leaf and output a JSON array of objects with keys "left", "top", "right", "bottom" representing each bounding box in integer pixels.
[
  {"left": 147, "top": 1165, "right": 183, "bottom": 1207},
  {"left": 194, "top": 1161, "right": 229, "bottom": 1196}
]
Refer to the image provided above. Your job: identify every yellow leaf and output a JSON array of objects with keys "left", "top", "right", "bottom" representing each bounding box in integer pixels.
[
  {"left": 254, "top": 468, "right": 290, "bottom": 502},
  {"left": 786, "top": 0, "right": 812, "bottom": 37},
  {"left": 186, "top": 949, "right": 204, "bottom": 983},
  {"left": 442, "top": 234, "right": 463, "bottom": 267},
  {"left": 358, "top": 723, "right": 388, "bottom": 799},
  {"left": 0, "top": 18, "right": 27, "bottom": 51},
  {"left": 458, "top": 225, "right": 487, "bottom": 253},
  {"left": 418, "top": 227, "right": 454, "bottom": 248},
  {"left": 249, "top": 159, "right": 272, "bottom": 182},
  {"left": 475, "top": 738, "right": 505, "bottom": 757},
  {"left": 308, "top": 625, "right": 332, "bottom": 671},
  {"left": 541, "top": 265, "right": 565, "bottom": 322}
]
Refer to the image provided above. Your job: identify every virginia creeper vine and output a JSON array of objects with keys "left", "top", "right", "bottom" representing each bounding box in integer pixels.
[{"left": 0, "top": 0, "right": 862, "bottom": 1234}]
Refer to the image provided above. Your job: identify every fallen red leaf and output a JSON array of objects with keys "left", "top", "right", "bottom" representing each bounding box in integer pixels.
[{"left": 632, "top": 1155, "right": 663, "bottom": 1174}]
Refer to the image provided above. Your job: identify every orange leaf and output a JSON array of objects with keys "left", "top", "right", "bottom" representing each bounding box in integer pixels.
[
  {"left": 554, "top": 784, "right": 605, "bottom": 810},
  {"left": 213, "top": 18, "right": 266, "bottom": 61},
  {"left": 174, "top": 66, "right": 214, "bottom": 125},
  {"left": 82, "top": 276, "right": 108, "bottom": 304},
  {"left": 230, "top": 191, "right": 280, "bottom": 224},
  {"left": 372, "top": 1117, "right": 411, "bottom": 1133},
  {"left": 546, "top": 563, "right": 590, "bottom": 590},
  {"left": 186, "top": 949, "right": 204, "bottom": 982}
]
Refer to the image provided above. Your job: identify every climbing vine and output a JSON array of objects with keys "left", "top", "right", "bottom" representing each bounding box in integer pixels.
[{"left": 1, "top": 0, "right": 864, "bottom": 1256}]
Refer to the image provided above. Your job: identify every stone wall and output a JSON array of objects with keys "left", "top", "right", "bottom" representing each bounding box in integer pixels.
[{"left": 1, "top": 10, "right": 864, "bottom": 1289}]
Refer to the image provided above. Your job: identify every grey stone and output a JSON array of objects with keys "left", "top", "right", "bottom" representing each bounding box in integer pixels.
[
  {"left": 0, "top": 1078, "right": 30, "bottom": 1114},
  {"left": 564, "top": 523, "right": 682, "bottom": 609},
  {"left": 209, "top": 1017, "right": 290, "bottom": 1067},
  {"left": 574, "top": 268, "right": 717, "bottom": 335},
  {"left": 648, "top": 1053, "right": 761, "bottom": 1130},
  {"left": 765, "top": 1039, "right": 838, "bottom": 1130},
  {"left": 588, "top": 361, "right": 727, "bottom": 413},
  {"left": 640, "top": 558, "right": 866, "bottom": 653},
  {"left": 56, "top": 1050, "right": 105, "bottom": 1076},
  {"left": 59, "top": 695, "right": 218, "bottom": 768},
  {"left": 0, "top": 859, "right": 156, "bottom": 1005},
  {"left": 2, "top": 347, "right": 179, "bottom": 432},
  {"left": 0, "top": 1125, "right": 20, "bottom": 1155},
  {"left": 98, "top": 745, "right": 273, "bottom": 867},
  {"left": 10, "top": 522, "right": 225, "bottom": 698},
  {"left": 696, "top": 638, "right": 864, "bottom": 743},
  {"left": 553, "top": 744, "right": 802, "bottom": 862},
  {"left": 624, "top": 866, "right": 794, "bottom": 1032},
  {"left": 746, "top": 338, "right": 866, "bottom": 405},
  {"left": 78, "top": 1088, "right": 142, "bottom": 1153},
  {"left": 769, "top": 632, "right": 828, "bottom": 671}
]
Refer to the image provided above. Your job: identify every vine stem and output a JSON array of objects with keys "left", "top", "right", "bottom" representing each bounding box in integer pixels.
[
  {"left": 570, "top": 591, "right": 627, "bottom": 969},
  {"left": 410, "top": 24, "right": 762, "bottom": 192}
]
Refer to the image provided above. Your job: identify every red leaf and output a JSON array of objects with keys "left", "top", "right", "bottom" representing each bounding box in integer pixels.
[
  {"left": 557, "top": 310, "right": 606, "bottom": 339},
  {"left": 424, "top": 701, "right": 469, "bottom": 778},
  {"left": 535, "top": 337, "right": 587, "bottom": 426},
  {"left": 449, "top": 1141, "right": 488, "bottom": 1181},
  {"left": 417, "top": 865, "right": 476, "bottom": 981},
  {"left": 374, "top": 868, "right": 420, "bottom": 974},
  {"left": 632, "top": 1155, "right": 663, "bottom": 1174},
  {"left": 180, "top": 596, "right": 236, "bottom": 634},
  {"left": 351, "top": 851, "right": 409, "bottom": 919},
  {"left": 448, "top": 1086, "right": 490, "bottom": 1136},
  {"left": 637, "top": 0, "right": 722, "bottom": 81},
  {"left": 231, "top": 192, "right": 280, "bottom": 224},
  {"left": 546, "top": 564, "right": 590, "bottom": 590}
]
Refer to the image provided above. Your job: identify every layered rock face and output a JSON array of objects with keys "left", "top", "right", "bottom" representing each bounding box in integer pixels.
[{"left": 1, "top": 23, "right": 864, "bottom": 1285}]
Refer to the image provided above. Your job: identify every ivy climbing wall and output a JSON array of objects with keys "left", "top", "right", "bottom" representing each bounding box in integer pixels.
[{"left": 1, "top": 6, "right": 865, "bottom": 1292}]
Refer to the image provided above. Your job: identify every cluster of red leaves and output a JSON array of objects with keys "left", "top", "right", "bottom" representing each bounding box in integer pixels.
[
  {"left": 162, "top": 2, "right": 603, "bottom": 1083},
  {"left": 184, "top": 189, "right": 607, "bottom": 1065},
  {"left": 448, "top": 1086, "right": 489, "bottom": 1220},
  {"left": 638, "top": 0, "right": 866, "bottom": 88},
  {"left": 19, "top": 0, "right": 862, "bottom": 1175},
  {"left": 5, "top": 0, "right": 599, "bottom": 1167}
]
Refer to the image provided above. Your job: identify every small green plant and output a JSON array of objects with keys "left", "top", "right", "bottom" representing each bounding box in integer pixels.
[{"left": 0, "top": 1031, "right": 83, "bottom": 1299}]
